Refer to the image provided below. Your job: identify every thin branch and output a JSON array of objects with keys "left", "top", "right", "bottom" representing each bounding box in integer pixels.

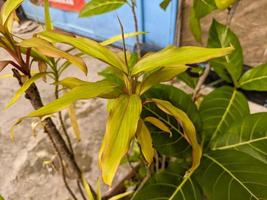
[
  {"left": 117, "top": 16, "right": 129, "bottom": 69},
  {"left": 130, "top": 0, "right": 141, "bottom": 57},
  {"left": 77, "top": 180, "right": 87, "bottom": 200}
]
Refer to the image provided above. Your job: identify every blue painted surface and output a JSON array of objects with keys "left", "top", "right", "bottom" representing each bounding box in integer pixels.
[{"left": 22, "top": 0, "right": 178, "bottom": 49}]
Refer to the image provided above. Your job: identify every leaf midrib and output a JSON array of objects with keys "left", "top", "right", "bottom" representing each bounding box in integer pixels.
[
  {"left": 240, "top": 75, "right": 267, "bottom": 87},
  {"left": 204, "top": 154, "right": 259, "bottom": 200}
]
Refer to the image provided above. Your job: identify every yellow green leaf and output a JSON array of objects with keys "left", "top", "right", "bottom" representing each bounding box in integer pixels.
[
  {"left": 138, "top": 65, "right": 188, "bottom": 94},
  {"left": 96, "top": 178, "right": 101, "bottom": 200},
  {"left": 150, "top": 98, "right": 202, "bottom": 170},
  {"left": 99, "top": 95, "right": 142, "bottom": 186},
  {"left": 109, "top": 191, "right": 133, "bottom": 200},
  {"left": 67, "top": 104, "right": 81, "bottom": 141},
  {"left": 5, "top": 73, "right": 47, "bottom": 109},
  {"left": 144, "top": 116, "right": 171, "bottom": 136},
  {"left": 81, "top": 174, "right": 94, "bottom": 200},
  {"left": 215, "top": 0, "right": 237, "bottom": 9},
  {"left": 27, "top": 80, "right": 117, "bottom": 117},
  {"left": 100, "top": 32, "right": 146, "bottom": 46},
  {"left": 57, "top": 77, "right": 89, "bottom": 89},
  {"left": 0, "top": 0, "right": 23, "bottom": 25},
  {"left": 19, "top": 38, "right": 88, "bottom": 75},
  {"left": 38, "top": 31, "right": 127, "bottom": 73},
  {"left": 44, "top": 0, "right": 54, "bottom": 31},
  {"left": 136, "top": 119, "right": 155, "bottom": 165},
  {"left": 132, "top": 46, "right": 234, "bottom": 75}
]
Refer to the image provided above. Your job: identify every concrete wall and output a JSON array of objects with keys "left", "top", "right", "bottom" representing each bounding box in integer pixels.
[{"left": 180, "top": 0, "right": 267, "bottom": 66}]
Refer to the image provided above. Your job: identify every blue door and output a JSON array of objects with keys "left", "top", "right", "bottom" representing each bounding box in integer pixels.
[{"left": 22, "top": 0, "right": 179, "bottom": 49}]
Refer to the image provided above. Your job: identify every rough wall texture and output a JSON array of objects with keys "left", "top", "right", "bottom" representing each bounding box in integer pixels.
[{"left": 180, "top": 0, "right": 267, "bottom": 66}]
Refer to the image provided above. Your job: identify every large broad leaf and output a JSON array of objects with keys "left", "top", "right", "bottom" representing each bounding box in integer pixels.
[
  {"left": 5, "top": 73, "right": 47, "bottom": 109},
  {"left": 19, "top": 38, "right": 88, "bottom": 75},
  {"left": 27, "top": 80, "right": 118, "bottom": 117},
  {"left": 212, "top": 113, "right": 267, "bottom": 164},
  {"left": 79, "top": 0, "right": 126, "bottom": 17},
  {"left": 196, "top": 150, "right": 267, "bottom": 200},
  {"left": 150, "top": 98, "right": 202, "bottom": 170},
  {"left": 199, "top": 86, "right": 249, "bottom": 143},
  {"left": 142, "top": 85, "right": 201, "bottom": 157},
  {"left": 38, "top": 31, "right": 126, "bottom": 73},
  {"left": 208, "top": 20, "right": 243, "bottom": 84},
  {"left": 99, "top": 95, "right": 142, "bottom": 186},
  {"left": 131, "top": 46, "right": 234, "bottom": 75},
  {"left": 189, "top": 0, "right": 217, "bottom": 43},
  {"left": 0, "top": 0, "right": 23, "bottom": 25},
  {"left": 132, "top": 161, "right": 202, "bottom": 200},
  {"left": 138, "top": 65, "right": 188, "bottom": 94},
  {"left": 239, "top": 63, "right": 267, "bottom": 91}
]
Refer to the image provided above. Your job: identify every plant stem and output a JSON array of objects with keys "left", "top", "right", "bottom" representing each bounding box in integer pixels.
[{"left": 130, "top": 0, "right": 141, "bottom": 57}]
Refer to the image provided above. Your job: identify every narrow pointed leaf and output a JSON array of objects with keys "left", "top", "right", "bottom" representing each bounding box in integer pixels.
[
  {"left": 27, "top": 80, "right": 117, "bottom": 117},
  {"left": 38, "top": 31, "right": 126, "bottom": 72},
  {"left": 80, "top": 0, "right": 127, "bottom": 17},
  {"left": 239, "top": 63, "right": 267, "bottom": 91},
  {"left": 132, "top": 46, "right": 234, "bottom": 75},
  {"left": 150, "top": 98, "right": 202, "bottom": 170},
  {"left": 142, "top": 85, "right": 201, "bottom": 157},
  {"left": 136, "top": 119, "right": 155, "bottom": 165},
  {"left": 196, "top": 150, "right": 267, "bottom": 200},
  {"left": 0, "top": 0, "right": 23, "bottom": 25},
  {"left": 99, "top": 95, "right": 142, "bottom": 185},
  {"left": 57, "top": 77, "right": 89, "bottom": 89},
  {"left": 144, "top": 116, "right": 171, "bottom": 135},
  {"left": 81, "top": 174, "right": 94, "bottom": 200},
  {"left": 44, "top": 0, "right": 54, "bottom": 31},
  {"left": 199, "top": 86, "right": 249, "bottom": 143},
  {"left": 212, "top": 113, "right": 267, "bottom": 164},
  {"left": 139, "top": 65, "right": 188, "bottom": 94},
  {"left": 100, "top": 32, "right": 146, "bottom": 46},
  {"left": 132, "top": 161, "right": 202, "bottom": 200},
  {"left": 208, "top": 20, "right": 243, "bottom": 84},
  {"left": 68, "top": 104, "right": 81, "bottom": 141},
  {"left": 5, "top": 73, "right": 47, "bottom": 109},
  {"left": 110, "top": 191, "right": 133, "bottom": 200},
  {"left": 19, "top": 38, "right": 88, "bottom": 75}
]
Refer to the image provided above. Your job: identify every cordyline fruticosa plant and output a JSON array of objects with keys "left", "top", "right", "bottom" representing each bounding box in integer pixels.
[{"left": 1, "top": 0, "right": 267, "bottom": 200}]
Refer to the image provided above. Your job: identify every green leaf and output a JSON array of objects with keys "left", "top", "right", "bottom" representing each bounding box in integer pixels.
[
  {"left": 212, "top": 113, "right": 267, "bottom": 164},
  {"left": 132, "top": 46, "right": 234, "bottom": 75},
  {"left": 99, "top": 94, "right": 142, "bottom": 185},
  {"left": 100, "top": 32, "right": 146, "bottom": 46},
  {"left": 27, "top": 80, "right": 118, "bottom": 117},
  {"left": 0, "top": 195, "right": 4, "bottom": 200},
  {"left": 0, "top": 0, "right": 23, "bottom": 25},
  {"left": 136, "top": 119, "right": 155, "bottom": 165},
  {"left": 208, "top": 20, "right": 243, "bottom": 84},
  {"left": 98, "top": 67, "right": 124, "bottom": 87},
  {"left": 5, "top": 73, "right": 47, "bottom": 109},
  {"left": 142, "top": 85, "right": 202, "bottom": 157},
  {"left": 19, "top": 38, "right": 88, "bottom": 75},
  {"left": 80, "top": 0, "right": 126, "bottom": 17},
  {"left": 81, "top": 174, "right": 94, "bottom": 200},
  {"left": 239, "top": 63, "right": 267, "bottom": 91},
  {"left": 189, "top": 0, "right": 217, "bottom": 42},
  {"left": 44, "top": 0, "right": 54, "bottom": 31},
  {"left": 196, "top": 150, "right": 267, "bottom": 200},
  {"left": 177, "top": 71, "right": 199, "bottom": 89},
  {"left": 110, "top": 191, "right": 133, "bottom": 200},
  {"left": 144, "top": 116, "right": 171, "bottom": 135},
  {"left": 138, "top": 65, "right": 188, "bottom": 94},
  {"left": 38, "top": 31, "right": 126, "bottom": 73},
  {"left": 199, "top": 86, "right": 249, "bottom": 143},
  {"left": 132, "top": 161, "right": 202, "bottom": 200},
  {"left": 150, "top": 98, "right": 202, "bottom": 170},
  {"left": 160, "top": 0, "right": 171, "bottom": 10}
]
